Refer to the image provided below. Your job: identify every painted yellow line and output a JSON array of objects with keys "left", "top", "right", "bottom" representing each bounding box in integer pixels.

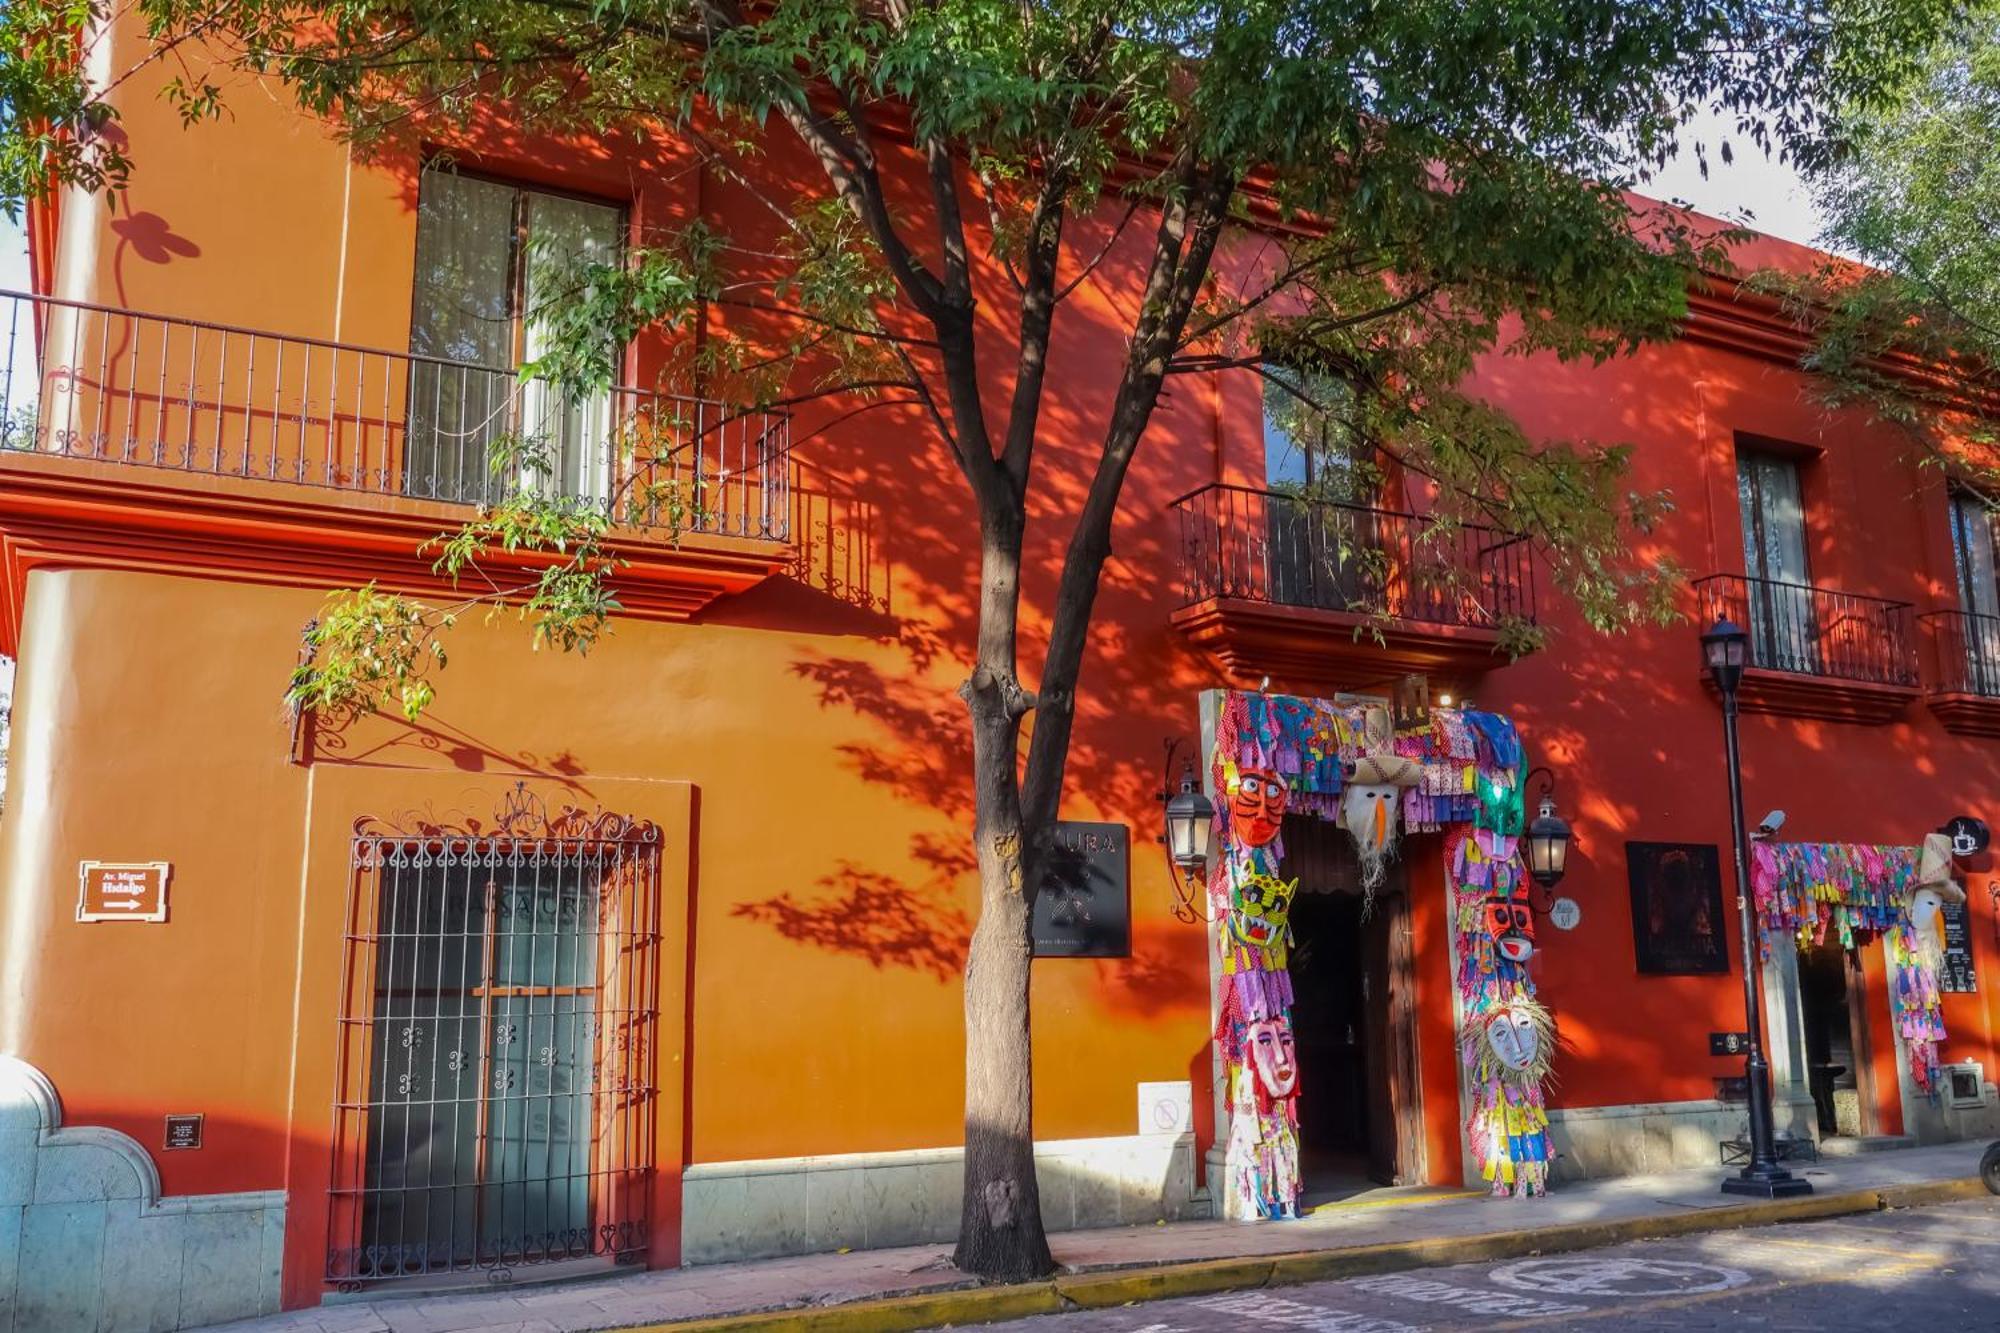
[
  {"left": 1751, "top": 1235, "right": 1944, "bottom": 1262},
  {"left": 1306, "top": 1190, "right": 1486, "bottom": 1214}
]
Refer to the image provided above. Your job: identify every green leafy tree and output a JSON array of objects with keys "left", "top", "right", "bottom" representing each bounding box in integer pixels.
[
  {"left": 12, "top": 0, "right": 1955, "bottom": 1279},
  {"left": 1768, "top": 6, "right": 2000, "bottom": 495}
]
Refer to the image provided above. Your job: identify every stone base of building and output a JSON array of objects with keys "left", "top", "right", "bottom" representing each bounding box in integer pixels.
[
  {"left": 679, "top": 1132, "right": 1205, "bottom": 1265},
  {"left": 0, "top": 1055, "right": 284, "bottom": 1332},
  {"left": 1547, "top": 1096, "right": 1819, "bottom": 1182}
]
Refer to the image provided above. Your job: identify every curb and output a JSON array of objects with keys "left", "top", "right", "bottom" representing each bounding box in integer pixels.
[{"left": 634, "top": 1176, "right": 1987, "bottom": 1333}]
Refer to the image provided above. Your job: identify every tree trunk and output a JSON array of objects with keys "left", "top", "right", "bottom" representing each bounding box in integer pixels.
[{"left": 951, "top": 869, "right": 1055, "bottom": 1280}]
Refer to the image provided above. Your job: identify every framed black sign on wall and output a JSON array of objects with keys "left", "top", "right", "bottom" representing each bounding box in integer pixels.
[
  {"left": 1626, "top": 841, "right": 1731, "bottom": 975},
  {"left": 1032, "top": 821, "right": 1131, "bottom": 957}
]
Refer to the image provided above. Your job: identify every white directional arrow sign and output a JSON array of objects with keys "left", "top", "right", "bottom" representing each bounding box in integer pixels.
[{"left": 76, "top": 861, "right": 171, "bottom": 922}]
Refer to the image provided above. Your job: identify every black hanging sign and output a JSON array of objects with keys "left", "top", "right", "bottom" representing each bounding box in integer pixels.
[
  {"left": 1032, "top": 821, "right": 1130, "bottom": 958},
  {"left": 1941, "top": 900, "right": 1978, "bottom": 993}
]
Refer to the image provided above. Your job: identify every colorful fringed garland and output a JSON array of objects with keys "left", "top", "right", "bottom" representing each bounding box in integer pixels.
[
  {"left": 1749, "top": 840, "right": 1949, "bottom": 1098},
  {"left": 1211, "top": 690, "right": 1545, "bottom": 1218},
  {"left": 1448, "top": 826, "right": 1552, "bottom": 1197}
]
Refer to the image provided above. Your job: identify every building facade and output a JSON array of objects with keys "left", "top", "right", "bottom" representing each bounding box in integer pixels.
[{"left": 3, "top": 24, "right": 2000, "bottom": 1332}]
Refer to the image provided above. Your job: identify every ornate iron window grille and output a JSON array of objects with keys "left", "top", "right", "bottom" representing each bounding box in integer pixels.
[{"left": 327, "top": 802, "right": 662, "bottom": 1289}]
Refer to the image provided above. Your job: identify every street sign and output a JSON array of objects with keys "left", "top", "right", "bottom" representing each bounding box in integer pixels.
[
  {"left": 163, "top": 1114, "right": 203, "bottom": 1150},
  {"left": 76, "top": 861, "right": 170, "bottom": 923}
]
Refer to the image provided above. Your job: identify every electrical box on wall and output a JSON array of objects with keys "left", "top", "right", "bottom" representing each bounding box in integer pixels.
[{"left": 1944, "top": 1062, "right": 1988, "bottom": 1110}]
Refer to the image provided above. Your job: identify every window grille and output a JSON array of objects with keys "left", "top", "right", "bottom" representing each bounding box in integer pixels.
[{"left": 327, "top": 806, "right": 661, "bottom": 1288}]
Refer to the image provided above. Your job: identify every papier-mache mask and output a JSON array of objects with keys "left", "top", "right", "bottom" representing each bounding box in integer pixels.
[
  {"left": 1230, "top": 873, "right": 1299, "bottom": 952},
  {"left": 1246, "top": 1016, "right": 1298, "bottom": 1100},
  {"left": 1341, "top": 753, "right": 1424, "bottom": 891},
  {"left": 1231, "top": 767, "right": 1290, "bottom": 847},
  {"left": 1483, "top": 890, "right": 1536, "bottom": 963},
  {"left": 1478, "top": 996, "right": 1554, "bottom": 1083}
]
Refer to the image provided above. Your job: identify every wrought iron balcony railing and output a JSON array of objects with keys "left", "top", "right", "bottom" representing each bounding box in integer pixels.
[
  {"left": 1169, "top": 483, "right": 1536, "bottom": 629},
  {"left": 1693, "top": 573, "right": 1918, "bottom": 687},
  {"left": 0, "top": 289, "right": 789, "bottom": 541},
  {"left": 1920, "top": 608, "right": 2000, "bottom": 698}
]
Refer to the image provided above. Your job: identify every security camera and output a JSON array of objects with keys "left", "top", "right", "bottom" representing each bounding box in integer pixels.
[{"left": 1753, "top": 810, "right": 1786, "bottom": 841}]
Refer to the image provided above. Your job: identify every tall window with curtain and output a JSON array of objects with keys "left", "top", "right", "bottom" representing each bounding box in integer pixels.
[
  {"left": 1736, "top": 448, "right": 1818, "bottom": 673},
  {"left": 405, "top": 168, "right": 625, "bottom": 508},
  {"left": 1948, "top": 489, "right": 2000, "bottom": 692}
]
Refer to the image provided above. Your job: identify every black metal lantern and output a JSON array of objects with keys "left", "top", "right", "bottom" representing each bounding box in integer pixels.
[
  {"left": 1164, "top": 762, "right": 1214, "bottom": 870},
  {"left": 1525, "top": 791, "right": 1571, "bottom": 890},
  {"left": 1702, "top": 618, "right": 1750, "bottom": 695},
  {"left": 1158, "top": 739, "right": 1217, "bottom": 925}
]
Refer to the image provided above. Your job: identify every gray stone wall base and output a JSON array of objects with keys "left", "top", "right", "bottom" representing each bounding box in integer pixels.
[
  {"left": 0, "top": 1055, "right": 283, "bottom": 1332},
  {"left": 680, "top": 1132, "right": 1203, "bottom": 1265},
  {"left": 1548, "top": 1096, "right": 1819, "bottom": 1182}
]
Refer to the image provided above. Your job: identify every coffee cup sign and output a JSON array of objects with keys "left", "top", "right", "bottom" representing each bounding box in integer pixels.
[{"left": 76, "top": 862, "right": 171, "bottom": 923}]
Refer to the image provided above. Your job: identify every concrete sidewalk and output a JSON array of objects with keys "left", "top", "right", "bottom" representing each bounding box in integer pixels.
[{"left": 211, "top": 1141, "right": 1990, "bottom": 1333}]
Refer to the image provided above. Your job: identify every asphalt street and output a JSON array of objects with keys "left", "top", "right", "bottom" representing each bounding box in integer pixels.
[{"left": 960, "top": 1196, "right": 2000, "bottom": 1332}]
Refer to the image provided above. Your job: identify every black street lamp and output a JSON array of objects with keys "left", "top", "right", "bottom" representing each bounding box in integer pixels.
[{"left": 1702, "top": 618, "right": 1812, "bottom": 1199}]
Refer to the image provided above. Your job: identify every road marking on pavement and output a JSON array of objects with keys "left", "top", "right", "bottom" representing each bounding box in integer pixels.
[
  {"left": 1481, "top": 1256, "right": 1946, "bottom": 1327},
  {"left": 1349, "top": 1272, "right": 1589, "bottom": 1317},
  {"left": 1192, "top": 1290, "right": 1427, "bottom": 1332},
  {"left": 1488, "top": 1256, "right": 1750, "bottom": 1297}
]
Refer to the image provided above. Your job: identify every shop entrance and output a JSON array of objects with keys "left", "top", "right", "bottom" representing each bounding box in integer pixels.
[
  {"left": 1797, "top": 942, "right": 1876, "bottom": 1139},
  {"left": 1279, "top": 816, "right": 1424, "bottom": 1200}
]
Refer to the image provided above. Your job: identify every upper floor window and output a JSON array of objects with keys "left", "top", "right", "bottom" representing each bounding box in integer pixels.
[
  {"left": 1736, "top": 446, "right": 1817, "bottom": 672},
  {"left": 1260, "top": 364, "right": 1371, "bottom": 505},
  {"left": 1949, "top": 489, "right": 2000, "bottom": 619},
  {"left": 406, "top": 166, "right": 625, "bottom": 508}
]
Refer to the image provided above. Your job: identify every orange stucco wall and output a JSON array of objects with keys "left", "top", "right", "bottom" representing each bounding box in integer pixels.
[{"left": 8, "top": 14, "right": 2000, "bottom": 1310}]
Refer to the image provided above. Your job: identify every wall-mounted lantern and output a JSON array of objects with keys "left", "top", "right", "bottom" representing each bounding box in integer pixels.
[
  {"left": 1159, "top": 738, "right": 1215, "bottom": 923},
  {"left": 1522, "top": 766, "right": 1571, "bottom": 894}
]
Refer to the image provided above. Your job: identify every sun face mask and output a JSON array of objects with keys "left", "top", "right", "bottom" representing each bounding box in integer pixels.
[
  {"left": 1230, "top": 768, "right": 1290, "bottom": 847},
  {"left": 1230, "top": 873, "right": 1298, "bottom": 952},
  {"left": 1247, "top": 1016, "right": 1298, "bottom": 1100},
  {"left": 1483, "top": 892, "right": 1536, "bottom": 963}
]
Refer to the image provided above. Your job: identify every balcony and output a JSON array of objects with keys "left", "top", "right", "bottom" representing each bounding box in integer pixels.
[
  {"left": 1691, "top": 573, "right": 1919, "bottom": 723},
  {"left": 0, "top": 290, "right": 791, "bottom": 626},
  {"left": 1168, "top": 483, "right": 1536, "bottom": 691},
  {"left": 1919, "top": 609, "right": 2000, "bottom": 736}
]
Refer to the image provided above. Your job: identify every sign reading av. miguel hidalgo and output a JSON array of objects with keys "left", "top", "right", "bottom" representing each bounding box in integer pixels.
[{"left": 75, "top": 861, "right": 171, "bottom": 923}]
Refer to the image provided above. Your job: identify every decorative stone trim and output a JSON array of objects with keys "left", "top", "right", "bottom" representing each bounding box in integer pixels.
[{"left": 0, "top": 1054, "right": 285, "bottom": 1331}]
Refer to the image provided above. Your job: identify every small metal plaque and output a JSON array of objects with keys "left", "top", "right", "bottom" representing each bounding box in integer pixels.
[
  {"left": 1709, "top": 1031, "right": 1751, "bottom": 1057},
  {"left": 1548, "top": 898, "right": 1582, "bottom": 931},
  {"left": 163, "top": 1114, "right": 203, "bottom": 1150}
]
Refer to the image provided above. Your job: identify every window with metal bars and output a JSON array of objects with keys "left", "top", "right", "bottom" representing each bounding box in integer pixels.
[{"left": 327, "top": 810, "right": 661, "bottom": 1288}]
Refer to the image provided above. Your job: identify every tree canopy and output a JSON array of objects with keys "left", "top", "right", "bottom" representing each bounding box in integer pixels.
[{"left": 1776, "top": 3, "right": 2000, "bottom": 485}]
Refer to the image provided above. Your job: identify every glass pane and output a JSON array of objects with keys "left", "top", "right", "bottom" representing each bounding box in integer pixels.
[
  {"left": 1261, "top": 370, "right": 1312, "bottom": 489},
  {"left": 521, "top": 193, "right": 624, "bottom": 506},
  {"left": 483, "top": 994, "right": 595, "bottom": 1257},
  {"left": 406, "top": 170, "right": 519, "bottom": 505}
]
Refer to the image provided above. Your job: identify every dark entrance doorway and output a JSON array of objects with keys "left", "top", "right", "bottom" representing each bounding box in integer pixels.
[
  {"left": 1798, "top": 942, "right": 1874, "bottom": 1139},
  {"left": 1279, "top": 816, "right": 1424, "bottom": 1202}
]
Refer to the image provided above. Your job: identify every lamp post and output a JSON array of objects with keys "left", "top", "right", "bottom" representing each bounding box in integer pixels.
[{"left": 1702, "top": 618, "right": 1812, "bottom": 1199}]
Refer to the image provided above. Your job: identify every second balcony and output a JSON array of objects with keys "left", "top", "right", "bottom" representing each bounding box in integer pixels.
[
  {"left": 1168, "top": 483, "right": 1537, "bottom": 691},
  {"left": 1692, "top": 572, "right": 1919, "bottom": 723}
]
